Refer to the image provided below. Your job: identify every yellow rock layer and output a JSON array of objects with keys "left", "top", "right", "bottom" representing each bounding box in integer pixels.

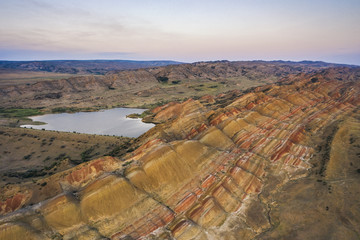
[{"left": 0, "top": 75, "right": 359, "bottom": 239}]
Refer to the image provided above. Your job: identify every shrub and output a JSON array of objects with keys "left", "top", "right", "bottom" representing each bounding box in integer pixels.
[
  {"left": 55, "top": 153, "right": 67, "bottom": 160},
  {"left": 171, "top": 80, "right": 181, "bottom": 84},
  {"left": 311, "top": 77, "right": 318, "bottom": 83},
  {"left": 81, "top": 147, "right": 95, "bottom": 162},
  {"left": 156, "top": 76, "right": 169, "bottom": 83}
]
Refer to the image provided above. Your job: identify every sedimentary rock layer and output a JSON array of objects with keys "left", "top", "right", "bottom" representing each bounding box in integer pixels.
[{"left": 0, "top": 70, "right": 359, "bottom": 239}]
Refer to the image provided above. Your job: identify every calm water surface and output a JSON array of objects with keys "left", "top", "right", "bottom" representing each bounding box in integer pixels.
[{"left": 21, "top": 108, "right": 155, "bottom": 138}]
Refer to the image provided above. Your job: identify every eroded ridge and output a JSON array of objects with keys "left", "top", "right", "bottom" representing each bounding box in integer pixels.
[{"left": 0, "top": 74, "right": 359, "bottom": 240}]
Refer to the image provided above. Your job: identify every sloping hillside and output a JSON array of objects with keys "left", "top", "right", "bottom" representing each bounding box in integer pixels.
[
  {"left": 1, "top": 61, "right": 356, "bottom": 110},
  {"left": 0, "top": 68, "right": 359, "bottom": 239}
]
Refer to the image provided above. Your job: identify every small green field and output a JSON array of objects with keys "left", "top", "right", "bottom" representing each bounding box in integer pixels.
[{"left": 0, "top": 108, "right": 43, "bottom": 118}]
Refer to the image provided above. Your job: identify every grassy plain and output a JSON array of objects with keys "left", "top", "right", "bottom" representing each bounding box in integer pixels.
[{"left": 0, "top": 69, "right": 80, "bottom": 86}]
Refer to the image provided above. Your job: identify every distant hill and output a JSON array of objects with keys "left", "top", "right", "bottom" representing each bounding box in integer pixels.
[
  {"left": 0, "top": 60, "right": 182, "bottom": 74},
  {"left": 1, "top": 60, "right": 359, "bottom": 110},
  {"left": 265, "top": 60, "right": 358, "bottom": 67}
]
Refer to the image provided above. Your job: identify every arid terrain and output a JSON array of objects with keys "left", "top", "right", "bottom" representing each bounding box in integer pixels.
[
  {"left": 0, "top": 61, "right": 359, "bottom": 239},
  {"left": 0, "top": 127, "right": 133, "bottom": 186},
  {"left": 0, "top": 60, "right": 351, "bottom": 111},
  {"left": 0, "top": 60, "right": 181, "bottom": 75}
]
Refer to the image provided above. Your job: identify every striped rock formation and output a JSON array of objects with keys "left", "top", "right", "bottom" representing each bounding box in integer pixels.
[{"left": 0, "top": 69, "right": 359, "bottom": 239}]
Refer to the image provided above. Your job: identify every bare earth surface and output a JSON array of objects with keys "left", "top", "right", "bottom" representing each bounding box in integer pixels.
[
  {"left": 1, "top": 61, "right": 353, "bottom": 110},
  {"left": 0, "top": 63, "right": 359, "bottom": 239}
]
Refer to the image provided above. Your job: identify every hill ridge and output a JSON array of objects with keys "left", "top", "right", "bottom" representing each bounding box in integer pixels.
[{"left": 1, "top": 69, "right": 359, "bottom": 239}]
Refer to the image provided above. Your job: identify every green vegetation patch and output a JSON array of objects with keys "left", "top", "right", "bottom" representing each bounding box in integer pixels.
[
  {"left": 107, "top": 141, "right": 131, "bottom": 157},
  {"left": 0, "top": 108, "right": 43, "bottom": 118},
  {"left": 51, "top": 106, "right": 97, "bottom": 113},
  {"left": 126, "top": 113, "right": 141, "bottom": 119},
  {"left": 81, "top": 146, "right": 96, "bottom": 162},
  {"left": 128, "top": 110, "right": 152, "bottom": 118},
  {"left": 138, "top": 100, "right": 172, "bottom": 109},
  {"left": 171, "top": 80, "right": 181, "bottom": 84},
  {"left": 140, "top": 110, "right": 152, "bottom": 118},
  {"left": 156, "top": 76, "right": 169, "bottom": 83},
  {"left": 51, "top": 107, "right": 81, "bottom": 113}
]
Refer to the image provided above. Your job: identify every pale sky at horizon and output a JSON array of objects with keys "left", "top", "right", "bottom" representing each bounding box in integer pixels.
[{"left": 0, "top": 0, "right": 359, "bottom": 65}]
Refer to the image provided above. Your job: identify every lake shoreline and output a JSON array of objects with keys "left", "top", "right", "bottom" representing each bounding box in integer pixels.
[{"left": 21, "top": 108, "right": 155, "bottom": 138}]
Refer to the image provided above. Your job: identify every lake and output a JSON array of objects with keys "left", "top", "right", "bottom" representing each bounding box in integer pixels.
[{"left": 21, "top": 108, "right": 155, "bottom": 138}]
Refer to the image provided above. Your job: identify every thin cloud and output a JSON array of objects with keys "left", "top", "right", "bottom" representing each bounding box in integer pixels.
[{"left": 92, "top": 52, "right": 136, "bottom": 58}]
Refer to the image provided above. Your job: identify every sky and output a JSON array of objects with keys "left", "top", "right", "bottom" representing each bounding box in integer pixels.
[{"left": 0, "top": 0, "right": 359, "bottom": 65}]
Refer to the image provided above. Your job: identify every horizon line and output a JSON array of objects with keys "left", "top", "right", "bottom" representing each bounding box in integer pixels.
[{"left": 0, "top": 59, "right": 359, "bottom": 67}]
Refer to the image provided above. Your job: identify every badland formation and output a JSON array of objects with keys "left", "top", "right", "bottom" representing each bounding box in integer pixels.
[{"left": 0, "top": 60, "right": 359, "bottom": 239}]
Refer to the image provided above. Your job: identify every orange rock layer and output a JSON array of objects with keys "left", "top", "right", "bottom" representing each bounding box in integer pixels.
[{"left": 0, "top": 72, "right": 359, "bottom": 239}]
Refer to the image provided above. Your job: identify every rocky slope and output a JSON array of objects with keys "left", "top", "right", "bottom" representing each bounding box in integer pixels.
[
  {"left": 1, "top": 61, "right": 355, "bottom": 109},
  {"left": 0, "top": 67, "right": 359, "bottom": 239}
]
